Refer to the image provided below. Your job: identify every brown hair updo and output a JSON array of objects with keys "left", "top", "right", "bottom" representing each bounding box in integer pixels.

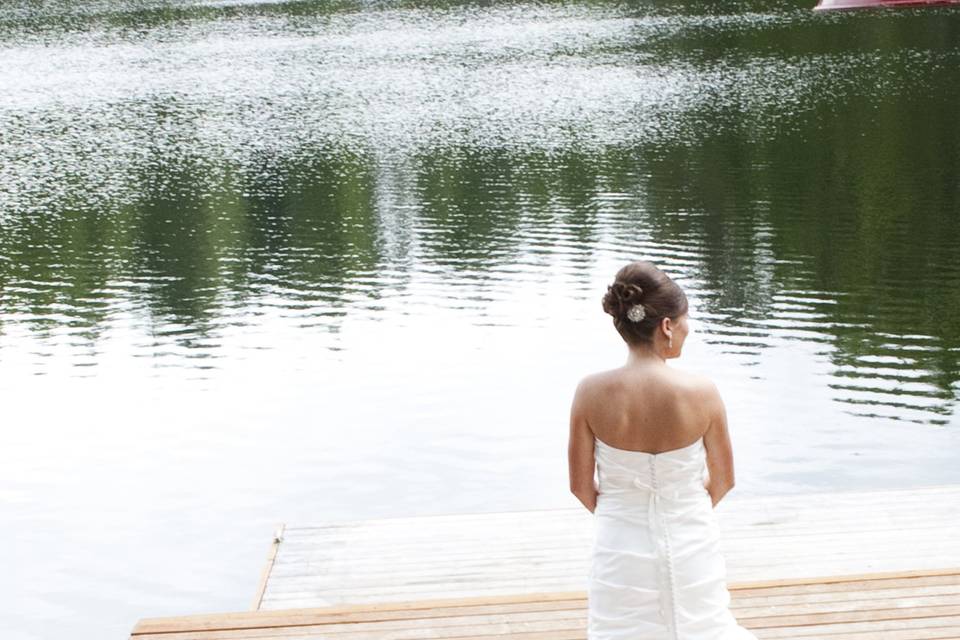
[{"left": 601, "top": 261, "right": 688, "bottom": 345}]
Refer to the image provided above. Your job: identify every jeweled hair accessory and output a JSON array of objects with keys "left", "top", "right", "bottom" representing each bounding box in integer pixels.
[{"left": 626, "top": 304, "right": 646, "bottom": 322}]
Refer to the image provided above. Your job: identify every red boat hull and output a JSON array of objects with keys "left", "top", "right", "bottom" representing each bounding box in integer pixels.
[{"left": 814, "top": 0, "right": 960, "bottom": 10}]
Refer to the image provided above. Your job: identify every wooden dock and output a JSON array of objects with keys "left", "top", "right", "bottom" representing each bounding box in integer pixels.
[
  {"left": 257, "top": 484, "right": 960, "bottom": 609},
  {"left": 132, "top": 567, "right": 960, "bottom": 639},
  {"left": 130, "top": 484, "right": 960, "bottom": 639}
]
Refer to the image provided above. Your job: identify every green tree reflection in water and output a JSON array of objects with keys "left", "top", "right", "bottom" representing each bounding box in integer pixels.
[{"left": 0, "top": 1, "right": 958, "bottom": 425}]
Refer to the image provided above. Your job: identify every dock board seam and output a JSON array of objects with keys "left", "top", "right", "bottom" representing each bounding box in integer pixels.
[{"left": 251, "top": 523, "right": 285, "bottom": 611}]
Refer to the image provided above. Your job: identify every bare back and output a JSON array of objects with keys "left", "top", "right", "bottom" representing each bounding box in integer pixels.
[
  {"left": 580, "top": 365, "right": 712, "bottom": 453},
  {"left": 569, "top": 362, "right": 736, "bottom": 507}
]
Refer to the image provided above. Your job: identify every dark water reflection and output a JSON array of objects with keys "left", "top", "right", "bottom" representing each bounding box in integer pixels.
[
  {"left": 2, "top": 1, "right": 960, "bottom": 638},
  {"left": 3, "top": 143, "right": 958, "bottom": 418}
]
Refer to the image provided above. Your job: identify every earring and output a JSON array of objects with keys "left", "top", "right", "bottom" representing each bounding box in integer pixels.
[{"left": 668, "top": 336, "right": 673, "bottom": 349}]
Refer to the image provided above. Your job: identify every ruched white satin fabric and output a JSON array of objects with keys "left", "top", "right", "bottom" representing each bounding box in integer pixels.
[{"left": 588, "top": 436, "right": 758, "bottom": 640}]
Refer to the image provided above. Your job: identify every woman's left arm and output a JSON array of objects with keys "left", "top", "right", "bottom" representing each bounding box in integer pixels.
[{"left": 568, "top": 379, "right": 598, "bottom": 513}]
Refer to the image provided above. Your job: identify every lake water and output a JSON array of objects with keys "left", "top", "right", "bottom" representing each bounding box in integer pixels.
[{"left": 2, "top": 0, "right": 959, "bottom": 637}]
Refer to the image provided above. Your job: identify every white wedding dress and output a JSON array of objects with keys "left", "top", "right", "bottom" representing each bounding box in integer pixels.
[{"left": 588, "top": 435, "right": 757, "bottom": 640}]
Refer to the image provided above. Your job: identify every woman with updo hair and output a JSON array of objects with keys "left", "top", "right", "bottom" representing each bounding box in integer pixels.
[{"left": 568, "top": 260, "right": 756, "bottom": 639}]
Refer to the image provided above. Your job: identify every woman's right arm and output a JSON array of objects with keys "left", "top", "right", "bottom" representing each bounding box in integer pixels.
[
  {"left": 702, "top": 379, "right": 736, "bottom": 507},
  {"left": 568, "top": 378, "right": 598, "bottom": 513}
]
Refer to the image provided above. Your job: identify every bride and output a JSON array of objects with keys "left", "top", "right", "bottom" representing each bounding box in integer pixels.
[{"left": 568, "top": 261, "right": 758, "bottom": 639}]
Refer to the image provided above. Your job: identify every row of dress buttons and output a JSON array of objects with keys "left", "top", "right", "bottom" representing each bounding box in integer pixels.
[
  {"left": 630, "top": 477, "right": 689, "bottom": 499},
  {"left": 651, "top": 459, "right": 667, "bottom": 623}
]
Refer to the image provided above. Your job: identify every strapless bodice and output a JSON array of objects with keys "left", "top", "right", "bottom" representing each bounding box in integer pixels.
[{"left": 594, "top": 436, "right": 708, "bottom": 500}]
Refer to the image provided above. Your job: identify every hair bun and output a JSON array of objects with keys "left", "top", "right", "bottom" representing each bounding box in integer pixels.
[
  {"left": 601, "top": 261, "right": 688, "bottom": 346},
  {"left": 619, "top": 282, "right": 644, "bottom": 305},
  {"left": 602, "top": 281, "right": 645, "bottom": 318}
]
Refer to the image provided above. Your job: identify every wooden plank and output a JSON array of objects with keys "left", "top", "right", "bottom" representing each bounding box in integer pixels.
[
  {"left": 261, "top": 554, "right": 960, "bottom": 605},
  {"left": 251, "top": 524, "right": 286, "bottom": 611},
  {"left": 259, "top": 485, "right": 960, "bottom": 609},
  {"left": 131, "top": 568, "right": 960, "bottom": 639},
  {"left": 263, "top": 572, "right": 960, "bottom": 613}
]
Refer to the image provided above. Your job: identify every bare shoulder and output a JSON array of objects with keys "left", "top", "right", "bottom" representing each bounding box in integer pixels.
[
  {"left": 667, "top": 367, "right": 723, "bottom": 414},
  {"left": 666, "top": 366, "right": 716, "bottom": 394},
  {"left": 573, "top": 369, "right": 615, "bottom": 402},
  {"left": 570, "top": 371, "right": 607, "bottom": 432}
]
